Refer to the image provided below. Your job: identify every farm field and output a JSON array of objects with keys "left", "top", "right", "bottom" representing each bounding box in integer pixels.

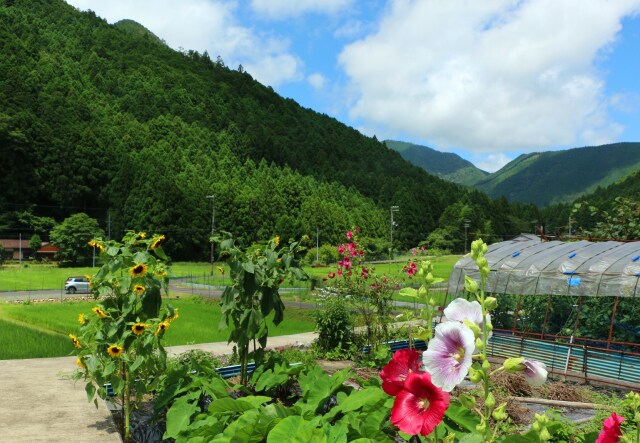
[{"left": 0, "top": 296, "right": 315, "bottom": 360}]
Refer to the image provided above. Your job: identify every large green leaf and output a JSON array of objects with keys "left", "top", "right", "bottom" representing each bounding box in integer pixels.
[
  {"left": 266, "top": 416, "right": 325, "bottom": 443},
  {"left": 164, "top": 392, "right": 200, "bottom": 439},
  {"left": 207, "top": 396, "right": 270, "bottom": 414}
]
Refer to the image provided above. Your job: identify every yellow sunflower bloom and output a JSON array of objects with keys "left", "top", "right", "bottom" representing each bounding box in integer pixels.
[
  {"left": 107, "top": 344, "right": 124, "bottom": 358},
  {"left": 88, "top": 240, "right": 96, "bottom": 247},
  {"left": 92, "top": 306, "right": 107, "bottom": 319},
  {"left": 131, "top": 323, "right": 147, "bottom": 335},
  {"left": 155, "top": 321, "right": 170, "bottom": 336},
  {"left": 156, "top": 271, "right": 168, "bottom": 277},
  {"left": 139, "top": 232, "right": 147, "bottom": 239},
  {"left": 217, "top": 266, "right": 225, "bottom": 275},
  {"left": 78, "top": 314, "right": 87, "bottom": 325},
  {"left": 151, "top": 235, "right": 165, "bottom": 250},
  {"left": 69, "top": 334, "right": 81, "bottom": 349},
  {"left": 274, "top": 235, "right": 280, "bottom": 246},
  {"left": 134, "top": 284, "right": 145, "bottom": 294},
  {"left": 168, "top": 308, "right": 179, "bottom": 322},
  {"left": 76, "top": 357, "right": 86, "bottom": 369},
  {"left": 130, "top": 263, "right": 148, "bottom": 277}
]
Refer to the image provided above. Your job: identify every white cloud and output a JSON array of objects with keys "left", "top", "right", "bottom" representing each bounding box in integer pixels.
[
  {"left": 66, "top": 0, "right": 303, "bottom": 87},
  {"left": 473, "top": 153, "right": 513, "bottom": 173},
  {"left": 250, "top": 0, "right": 353, "bottom": 19},
  {"left": 308, "top": 72, "right": 327, "bottom": 90},
  {"left": 339, "top": 0, "right": 640, "bottom": 153}
]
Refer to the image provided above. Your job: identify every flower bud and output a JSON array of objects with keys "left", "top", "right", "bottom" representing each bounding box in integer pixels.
[
  {"left": 465, "top": 275, "right": 479, "bottom": 293},
  {"left": 475, "top": 337, "right": 484, "bottom": 350},
  {"left": 492, "top": 403, "right": 508, "bottom": 421},
  {"left": 503, "top": 357, "right": 525, "bottom": 373},
  {"left": 484, "top": 297, "right": 497, "bottom": 311},
  {"left": 482, "top": 360, "right": 491, "bottom": 371},
  {"left": 418, "top": 286, "right": 428, "bottom": 298},
  {"left": 475, "top": 422, "right": 486, "bottom": 433},
  {"left": 485, "top": 392, "right": 495, "bottom": 409},
  {"left": 464, "top": 319, "right": 481, "bottom": 337},
  {"left": 428, "top": 296, "right": 437, "bottom": 306},
  {"left": 468, "top": 366, "right": 483, "bottom": 383}
]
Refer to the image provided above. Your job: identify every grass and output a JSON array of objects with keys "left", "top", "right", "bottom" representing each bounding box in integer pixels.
[
  {"left": 0, "top": 255, "right": 460, "bottom": 292},
  {"left": 0, "top": 296, "right": 315, "bottom": 360}
]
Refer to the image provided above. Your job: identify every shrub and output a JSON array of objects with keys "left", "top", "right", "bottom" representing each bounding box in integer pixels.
[{"left": 313, "top": 294, "right": 354, "bottom": 354}]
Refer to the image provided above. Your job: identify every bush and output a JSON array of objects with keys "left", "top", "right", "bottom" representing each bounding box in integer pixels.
[
  {"left": 318, "top": 244, "right": 338, "bottom": 265},
  {"left": 313, "top": 295, "right": 354, "bottom": 354}
]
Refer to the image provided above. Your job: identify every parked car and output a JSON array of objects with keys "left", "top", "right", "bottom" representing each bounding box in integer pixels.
[{"left": 65, "top": 276, "right": 90, "bottom": 294}]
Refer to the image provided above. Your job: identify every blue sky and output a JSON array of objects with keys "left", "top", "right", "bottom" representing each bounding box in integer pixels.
[{"left": 66, "top": 0, "right": 640, "bottom": 172}]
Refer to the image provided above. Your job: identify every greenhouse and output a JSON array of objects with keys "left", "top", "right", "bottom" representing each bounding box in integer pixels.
[{"left": 447, "top": 234, "right": 640, "bottom": 388}]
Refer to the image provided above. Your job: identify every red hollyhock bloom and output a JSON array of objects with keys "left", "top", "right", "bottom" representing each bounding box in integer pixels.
[
  {"left": 595, "top": 412, "right": 624, "bottom": 443},
  {"left": 391, "top": 372, "right": 450, "bottom": 436},
  {"left": 380, "top": 349, "right": 422, "bottom": 396}
]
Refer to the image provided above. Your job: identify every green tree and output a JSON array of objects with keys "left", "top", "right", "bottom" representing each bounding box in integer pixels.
[
  {"left": 29, "top": 234, "right": 42, "bottom": 260},
  {"left": 50, "top": 213, "right": 104, "bottom": 265}
]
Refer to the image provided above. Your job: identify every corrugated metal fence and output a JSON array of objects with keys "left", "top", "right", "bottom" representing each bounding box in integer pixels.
[{"left": 487, "top": 332, "right": 640, "bottom": 386}]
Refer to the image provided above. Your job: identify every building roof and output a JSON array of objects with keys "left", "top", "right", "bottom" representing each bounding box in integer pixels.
[{"left": 447, "top": 235, "right": 640, "bottom": 298}]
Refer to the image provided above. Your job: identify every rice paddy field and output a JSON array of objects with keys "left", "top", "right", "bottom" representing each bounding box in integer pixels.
[{"left": 0, "top": 296, "right": 315, "bottom": 360}]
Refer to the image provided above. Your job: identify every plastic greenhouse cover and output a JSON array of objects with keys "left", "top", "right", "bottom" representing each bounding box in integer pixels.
[{"left": 448, "top": 234, "right": 640, "bottom": 298}]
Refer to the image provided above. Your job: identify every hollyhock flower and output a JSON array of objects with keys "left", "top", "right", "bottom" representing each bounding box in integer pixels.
[
  {"left": 327, "top": 272, "right": 336, "bottom": 279},
  {"left": 380, "top": 349, "right": 422, "bottom": 396},
  {"left": 595, "top": 412, "right": 624, "bottom": 443},
  {"left": 390, "top": 372, "right": 450, "bottom": 436},
  {"left": 444, "top": 298, "right": 491, "bottom": 340},
  {"left": 406, "top": 262, "right": 418, "bottom": 277},
  {"left": 338, "top": 244, "right": 345, "bottom": 255},
  {"left": 522, "top": 359, "right": 548, "bottom": 386},
  {"left": 337, "top": 269, "right": 343, "bottom": 277},
  {"left": 346, "top": 231, "right": 353, "bottom": 239},
  {"left": 421, "top": 246, "right": 425, "bottom": 252},
  {"left": 412, "top": 248, "right": 417, "bottom": 255},
  {"left": 342, "top": 257, "right": 352, "bottom": 269},
  {"left": 422, "top": 322, "right": 475, "bottom": 392},
  {"left": 361, "top": 267, "right": 369, "bottom": 279}
]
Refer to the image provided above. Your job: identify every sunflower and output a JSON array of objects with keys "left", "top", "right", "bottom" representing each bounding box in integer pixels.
[
  {"left": 274, "top": 235, "right": 280, "bottom": 247},
  {"left": 168, "top": 308, "right": 179, "bottom": 322},
  {"left": 88, "top": 240, "right": 104, "bottom": 253},
  {"left": 139, "top": 232, "right": 147, "bottom": 239},
  {"left": 107, "top": 344, "right": 124, "bottom": 358},
  {"left": 151, "top": 235, "right": 165, "bottom": 250},
  {"left": 92, "top": 306, "right": 107, "bottom": 319},
  {"left": 76, "top": 357, "right": 86, "bottom": 369},
  {"left": 155, "top": 321, "right": 170, "bottom": 336},
  {"left": 217, "top": 266, "right": 225, "bottom": 275},
  {"left": 130, "top": 263, "right": 148, "bottom": 277},
  {"left": 131, "top": 323, "right": 147, "bottom": 335},
  {"left": 69, "top": 334, "right": 81, "bottom": 349},
  {"left": 134, "top": 284, "right": 145, "bottom": 295},
  {"left": 78, "top": 313, "right": 87, "bottom": 325}
]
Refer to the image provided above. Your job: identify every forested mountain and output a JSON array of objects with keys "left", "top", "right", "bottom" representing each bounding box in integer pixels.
[
  {"left": 473, "top": 143, "right": 640, "bottom": 206},
  {"left": 0, "top": 0, "right": 539, "bottom": 259},
  {"left": 385, "top": 140, "right": 489, "bottom": 186}
]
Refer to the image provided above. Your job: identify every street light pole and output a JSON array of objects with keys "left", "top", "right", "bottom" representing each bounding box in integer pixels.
[
  {"left": 316, "top": 226, "right": 320, "bottom": 263},
  {"left": 206, "top": 195, "right": 216, "bottom": 275},
  {"left": 463, "top": 219, "right": 470, "bottom": 254},
  {"left": 390, "top": 206, "right": 399, "bottom": 260}
]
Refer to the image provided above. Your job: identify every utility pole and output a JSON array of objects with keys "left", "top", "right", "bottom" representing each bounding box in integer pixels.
[
  {"left": 390, "top": 206, "right": 399, "bottom": 260},
  {"left": 463, "top": 219, "right": 470, "bottom": 254},
  {"left": 206, "top": 195, "right": 216, "bottom": 275},
  {"left": 316, "top": 226, "right": 320, "bottom": 263}
]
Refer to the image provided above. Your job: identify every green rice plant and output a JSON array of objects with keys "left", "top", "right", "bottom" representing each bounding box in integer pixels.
[{"left": 0, "top": 318, "right": 73, "bottom": 359}]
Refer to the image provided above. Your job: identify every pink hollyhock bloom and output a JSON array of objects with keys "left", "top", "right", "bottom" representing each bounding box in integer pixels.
[
  {"left": 338, "top": 244, "right": 345, "bottom": 254},
  {"left": 406, "top": 262, "right": 417, "bottom": 277},
  {"left": 346, "top": 231, "right": 353, "bottom": 239},
  {"left": 421, "top": 246, "right": 425, "bottom": 252},
  {"left": 390, "top": 372, "right": 450, "bottom": 436},
  {"left": 337, "top": 269, "right": 342, "bottom": 277},
  {"left": 412, "top": 248, "right": 417, "bottom": 255},
  {"left": 522, "top": 359, "right": 548, "bottom": 386},
  {"left": 595, "top": 412, "right": 624, "bottom": 443},
  {"left": 380, "top": 349, "right": 422, "bottom": 396},
  {"left": 327, "top": 272, "right": 336, "bottom": 279},
  {"left": 361, "top": 267, "right": 369, "bottom": 279},
  {"left": 422, "top": 322, "right": 475, "bottom": 392},
  {"left": 342, "top": 257, "right": 352, "bottom": 269}
]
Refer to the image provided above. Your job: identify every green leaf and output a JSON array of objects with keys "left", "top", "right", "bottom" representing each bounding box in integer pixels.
[
  {"left": 85, "top": 382, "right": 96, "bottom": 402},
  {"left": 129, "top": 355, "right": 144, "bottom": 372},
  {"left": 242, "top": 261, "right": 255, "bottom": 274},
  {"left": 266, "top": 416, "right": 324, "bottom": 443},
  {"left": 207, "top": 396, "right": 270, "bottom": 413},
  {"left": 444, "top": 402, "right": 480, "bottom": 433},
  {"left": 164, "top": 392, "right": 200, "bottom": 439},
  {"left": 458, "top": 433, "right": 484, "bottom": 443},
  {"left": 398, "top": 287, "right": 418, "bottom": 298}
]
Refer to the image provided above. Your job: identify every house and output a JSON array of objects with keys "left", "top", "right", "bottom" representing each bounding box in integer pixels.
[{"left": 0, "top": 239, "right": 60, "bottom": 261}]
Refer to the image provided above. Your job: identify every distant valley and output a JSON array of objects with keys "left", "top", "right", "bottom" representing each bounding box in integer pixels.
[{"left": 386, "top": 140, "right": 640, "bottom": 207}]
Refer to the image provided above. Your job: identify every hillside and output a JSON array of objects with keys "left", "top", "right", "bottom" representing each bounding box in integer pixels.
[
  {"left": 474, "top": 143, "right": 640, "bottom": 206},
  {"left": 0, "top": 0, "right": 537, "bottom": 259},
  {"left": 385, "top": 140, "right": 489, "bottom": 186}
]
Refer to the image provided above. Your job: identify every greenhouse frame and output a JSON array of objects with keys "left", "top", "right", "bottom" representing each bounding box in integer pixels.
[{"left": 446, "top": 234, "right": 640, "bottom": 388}]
